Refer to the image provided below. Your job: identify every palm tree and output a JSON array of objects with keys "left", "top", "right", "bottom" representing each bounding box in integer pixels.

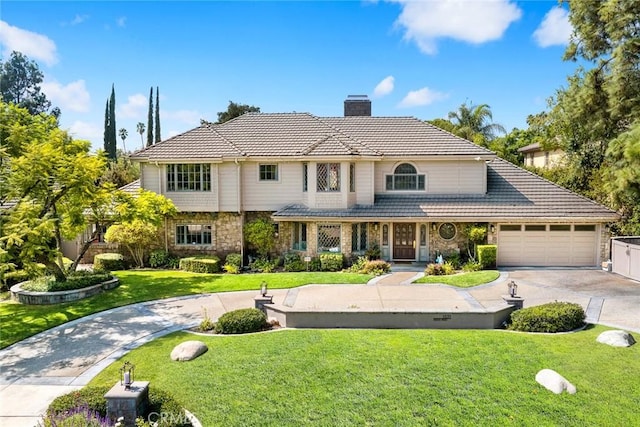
[
  {"left": 136, "top": 122, "right": 145, "bottom": 149},
  {"left": 448, "top": 102, "right": 506, "bottom": 145},
  {"left": 119, "top": 128, "right": 128, "bottom": 153}
]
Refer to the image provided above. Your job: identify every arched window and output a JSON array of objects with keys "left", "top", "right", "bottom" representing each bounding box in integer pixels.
[{"left": 385, "top": 163, "right": 425, "bottom": 191}]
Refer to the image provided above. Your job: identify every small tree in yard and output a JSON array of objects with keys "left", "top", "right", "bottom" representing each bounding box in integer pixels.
[
  {"left": 105, "top": 220, "right": 158, "bottom": 268},
  {"left": 104, "top": 189, "right": 177, "bottom": 268},
  {"left": 244, "top": 219, "right": 276, "bottom": 258}
]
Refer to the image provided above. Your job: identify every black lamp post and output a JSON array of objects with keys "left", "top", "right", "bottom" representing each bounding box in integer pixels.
[
  {"left": 260, "top": 281, "right": 268, "bottom": 297},
  {"left": 120, "top": 361, "right": 135, "bottom": 390},
  {"left": 508, "top": 280, "right": 518, "bottom": 297}
]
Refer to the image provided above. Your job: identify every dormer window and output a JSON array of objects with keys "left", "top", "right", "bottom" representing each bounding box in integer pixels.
[
  {"left": 317, "top": 163, "right": 340, "bottom": 192},
  {"left": 385, "top": 163, "right": 425, "bottom": 191}
]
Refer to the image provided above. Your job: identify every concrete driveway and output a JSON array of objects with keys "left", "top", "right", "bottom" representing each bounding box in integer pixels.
[{"left": 497, "top": 268, "right": 640, "bottom": 332}]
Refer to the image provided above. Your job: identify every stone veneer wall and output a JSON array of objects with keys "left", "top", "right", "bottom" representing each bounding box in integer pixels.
[
  {"left": 168, "top": 212, "right": 242, "bottom": 259},
  {"left": 429, "top": 222, "right": 482, "bottom": 261},
  {"left": 600, "top": 225, "right": 611, "bottom": 263}
]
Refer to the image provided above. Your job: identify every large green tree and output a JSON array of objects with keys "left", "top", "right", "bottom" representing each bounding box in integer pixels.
[
  {"left": 103, "top": 85, "right": 117, "bottom": 160},
  {"left": 0, "top": 102, "right": 107, "bottom": 281},
  {"left": 447, "top": 102, "right": 506, "bottom": 146},
  {"left": 216, "top": 101, "right": 260, "bottom": 124},
  {"left": 0, "top": 51, "right": 52, "bottom": 115}
]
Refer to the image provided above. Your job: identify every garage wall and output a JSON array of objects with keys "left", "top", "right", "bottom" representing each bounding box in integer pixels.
[{"left": 497, "top": 224, "right": 599, "bottom": 267}]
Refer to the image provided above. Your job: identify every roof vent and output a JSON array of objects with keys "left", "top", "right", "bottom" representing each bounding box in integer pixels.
[{"left": 344, "top": 95, "right": 371, "bottom": 117}]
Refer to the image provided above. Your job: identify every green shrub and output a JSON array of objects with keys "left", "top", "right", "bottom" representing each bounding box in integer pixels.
[
  {"left": 179, "top": 256, "right": 220, "bottom": 273},
  {"left": 361, "top": 259, "right": 391, "bottom": 275},
  {"left": 250, "top": 257, "right": 278, "bottom": 273},
  {"left": 47, "top": 386, "right": 109, "bottom": 417},
  {"left": 364, "top": 242, "right": 381, "bottom": 260},
  {"left": 3, "top": 269, "right": 30, "bottom": 288},
  {"left": 425, "top": 262, "right": 455, "bottom": 276},
  {"left": 477, "top": 245, "right": 497, "bottom": 269},
  {"left": 320, "top": 253, "right": 344, "bottom": 271},
  {"left": 46, "top": 385, "right": 186, "bottom": 427},
  {"left": 244, "top": 219, "right": 276, "bottom": 257},
  {"left": 445, "top": 252, "right": 462, "bottom": 269},
  {"left": 223, "top": 263, "right": 240, "bottom": 274},
  {"left": 509, "top": 302, "right": 586, "bottom": 333},
  {"left": 308, "top": 257, "right": 322, "bottom": 272},
  {"left": 214, "top": 308, "right": 268, "bottom": 334},
  {"left": 149, "top": 250, "right": 172, "bottom": 268},
  {"left": 94, "top": 253, "right": 125, "bottom": 271},
  {"left": 348, "top": 256, "right": 369, "bottom": 273},
  {"left": 462, "top": 261, "right": 482, "bottom": 272},
  {"left": 22, "top": 272, "right": 113, "bottom": 292},
  {"left": 283, "top": 252, "right": 306, "bottom": 272},
  {"left": 224, "top": 253, "right": 242, "bottom": 269}
]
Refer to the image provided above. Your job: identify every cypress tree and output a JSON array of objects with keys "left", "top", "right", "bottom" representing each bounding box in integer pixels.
[
  {"left": 108, "top": 85, "right": 117, "bottom": 160},
  {"left": 154, "top": 86, "right": 161, "bottom": 143},
  {"left": 147, "top": 86, "right": 154, "bottom": 147},
  {"left": 103, "top": 99, "right": 110, "bottom": 155}
]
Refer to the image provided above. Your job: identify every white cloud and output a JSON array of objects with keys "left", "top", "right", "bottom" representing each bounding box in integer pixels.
[
  {"left": 533, "top": 6, "right": 572, "bottom": 48},
  {"left": 373, "top": 76, "right": 395, "bottom": 97},
  {"left": 0, "top": 21, "right": 58, "bottom": 66},
  {"left": 162, "top": 109, "right": 201, "bottom": 126},
  {"left": 119, "top": 93, "right": 148, "bottom": 119},
  {"left": 116, "top": 17, "right": 127, "bottom": 27},
  {"left": 391, "top": 0, "right": 522, "bottom": 54},
  {"left": 41, "top": 79, "right": 90, "bottom": 112},
  {"left": 398, "top": 87, "right": 448, "bottom": 108},
  {"left": 67, "top": 120, "right": 103, "bottom": 141}
]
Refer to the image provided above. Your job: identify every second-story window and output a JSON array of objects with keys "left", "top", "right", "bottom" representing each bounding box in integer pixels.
[
  {"left": 259, "top": 164, "right": 278, "bottom": 181},
  {"left": 317, "top": 163, "right": 340, "bottom": 192},
  {"left": 302, "top": 163, "right": 308, "bottom": 192},
  {"left": 349, "top": 163, "right": 355, "bottom": 192},
  {"left": 167, "top": 164, "right": 211, "bottom": 191},
  {"left": 385, "top": 163, "right": 425, "bottom": 191}
]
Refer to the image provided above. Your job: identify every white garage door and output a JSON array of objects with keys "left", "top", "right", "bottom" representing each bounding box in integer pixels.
[{"left": 497, "top": 224, "right": 598, "bottom": 267}]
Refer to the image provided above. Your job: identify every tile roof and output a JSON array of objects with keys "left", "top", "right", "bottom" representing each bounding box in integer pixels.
[
  {"left": 129, "top": 113, "right": 492, "bottom": 160},
  {"left": 517, "top": 142, "right": 542, "bottom": 153},
  {"left": 272, "top": 159, "right": 619, "bottom": 222},
  {"left": 119, "top": 179, "right": 140, "bottom": 195}
]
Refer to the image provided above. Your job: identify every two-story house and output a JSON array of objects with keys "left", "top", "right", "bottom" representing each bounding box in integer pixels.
[
  {"left": 518, "top": 142, "right": 565, "bottom": 169},
  {"left": 128, "top": 96, "right": 618, "bottom": 267}
]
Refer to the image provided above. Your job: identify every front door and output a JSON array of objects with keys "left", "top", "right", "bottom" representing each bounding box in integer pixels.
[{"left": 393, "top": 223, "right": 416, "bottom": 260}]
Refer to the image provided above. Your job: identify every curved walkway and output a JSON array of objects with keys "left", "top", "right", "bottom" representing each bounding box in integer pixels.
[{"left": 1, "top": 268, "right": 638, "bottom": 426}]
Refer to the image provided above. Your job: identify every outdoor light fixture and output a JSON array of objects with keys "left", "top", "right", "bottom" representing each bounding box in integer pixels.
[
  {"left": 120, "top": 361, "right": 135, "bottom": 390},
  {"left": 260, "top": 281, "right": 268, "bottom": 297},
  {"left": 432, "top": 223, "right": 437, "bottom": 231},
  {"left": 507, "top": 280, "right": 518, "bottom": 298},
  {"left": 490, "top": 224, "right": 496, "bottom": 233}
]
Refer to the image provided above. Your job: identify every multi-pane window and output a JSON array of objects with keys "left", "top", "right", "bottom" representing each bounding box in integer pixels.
[
  {"left": 318, "top": 224, "right": 341, "bottom": 252},
  {"left": 382, "top": 224, "right": 389, "bottom": 246},
  {"left": 292, "top": 222, "right": 307, "bottom": 251},
  {"left": 302, "top": 163, "right": 308, "bottom": 192},
  {"left": 317, "top": 163, "right": 341, "bottom": 192},
  {"left": 385, "top": 163, "right": 425, "bottom": 191},
  {"left": 259, "top": 164, "right": 278, "bottom": 181},
  {"left": 167, "top": 164, "right": 211, "bottom": 191},
  {"left": 176, "top": 225, "right": 212, "bottom": 245},
  {"left": 351, "top": 223, "right": 368, "bottom": 252},
  {"left": 349, "top": 163, "right": 355, "bottom": 192}
]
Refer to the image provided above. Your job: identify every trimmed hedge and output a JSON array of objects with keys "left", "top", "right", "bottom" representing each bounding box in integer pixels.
[
  {"left": 224, "top": 253, "right": 242, "bottom": 269},
  {"left": 508, "top": 301, "right": 586, "bottom": 333},
  {"left": 22, "top": 272, "right": 112, "bottom": 292},
  {"left": 283, "top": 252, "right": 306, "bottom": 272},
  {"left": 93, "top": 253, "right": 125, "bottom": 271},
  {"left": 214, "top": 308, "right": 268, "bottom": 334},
  {"left": 320, "top": 253, "right": 344, "bottom": 271},
  {"left": 477, "top": 245, "right": 497, "bottom": 269},
  {"left": 179, "top": 256, "right": 221, "bottom": 273}
]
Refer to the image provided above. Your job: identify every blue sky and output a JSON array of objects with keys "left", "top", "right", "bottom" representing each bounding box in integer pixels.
[{"left": 1, "top": 1, "right": 577, "bottom": 152}]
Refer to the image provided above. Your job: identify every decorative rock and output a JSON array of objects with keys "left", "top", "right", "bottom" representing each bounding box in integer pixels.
[
  {"left": 596, "top": 330, "right": 636, "bottom": 347},
  {"left": 170, "top": 341, "right": 208, "bottom": 361},
  {"left": 535, "top": 369, "right": 576, "bottom": 394}
]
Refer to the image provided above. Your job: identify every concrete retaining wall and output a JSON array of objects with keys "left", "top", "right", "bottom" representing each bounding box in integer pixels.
[{"left": 266, "top": 304, "right": 515, "bottom": 329}]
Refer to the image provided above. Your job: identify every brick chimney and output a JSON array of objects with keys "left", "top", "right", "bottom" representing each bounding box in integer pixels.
[{"left": 344, "top": 95, "right": 371, "bottom": 117}]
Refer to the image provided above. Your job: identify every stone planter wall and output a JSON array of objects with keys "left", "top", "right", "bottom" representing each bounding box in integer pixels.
[{"left": 10, "top": 277, "right": 120, "bottom": 305}]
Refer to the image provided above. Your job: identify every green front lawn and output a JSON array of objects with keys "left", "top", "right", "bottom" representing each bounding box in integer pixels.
[
  {"left": 89, "top": 326, "right": 639, "bottom": 426},
  {"left": 0, "top": 270, "right": 371, "bottom": 349},
  {"left": 414, "top": 270, "right": 500, "bottom": 287}
]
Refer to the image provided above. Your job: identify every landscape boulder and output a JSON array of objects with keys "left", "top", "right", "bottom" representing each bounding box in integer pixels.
[
  {"left": 170, "top": 340, "right": 208, "bottom": 361},
  {"left": 535, "top": 369, "right": 576, "bottom": 394},
  {"left": 596, "top": 330, "right": 636, "bottom": 348}
]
